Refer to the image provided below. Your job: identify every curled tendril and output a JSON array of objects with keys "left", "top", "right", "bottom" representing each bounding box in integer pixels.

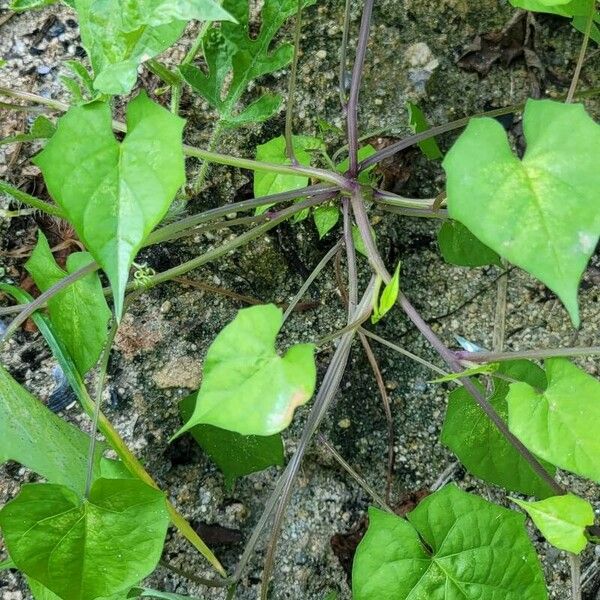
[{"left": 132, "top": 262, "right": 156, "bottom": 289}]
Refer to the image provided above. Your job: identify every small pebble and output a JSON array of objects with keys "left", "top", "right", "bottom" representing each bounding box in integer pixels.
[
  {"left": 47, "top": 21, "right": 66, "bottom": 38},
  {"left": 338, "top": 418, "right": 351, "bottom": 429},
  {"left": 316, "top": 49, "right": 327, "bottom": 59},
  {"left": 160, "top": 300, "right": 172, "bottom": 314},
  {"left": 36, "top": 65, "right": 51, "bottom": 75}
]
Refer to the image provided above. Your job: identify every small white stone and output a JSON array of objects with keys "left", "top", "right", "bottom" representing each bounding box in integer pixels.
[{"left": 316, "top": 49, "right": 327, "bottom": 60}]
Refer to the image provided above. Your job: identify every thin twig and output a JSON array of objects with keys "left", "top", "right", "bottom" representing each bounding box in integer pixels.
[
  {"left": 284, "top": 0, "right": 303, "bottom": 164},
  {"left": 0, "top": 179, "right": 65, "bottom": 218},
  {"left": 84, "top": 317, "right": 120, "bottom": 497},
  {"left": 360, "top": 86, "right": 600, "bottom": 172},
  {"left": 456, "top": 345, "right": 600, "bottom": 363},
  {"left": 492, "top": 260, "right": 508, "bottom": 353},
  {"left": 258, "top": 281, "right": 376, "bottom": 599},
  {"left": 138, "top": 195, "right": 332, "bottom": 290},
  {"left": 566, "top": 0, "right": 595, "bottom": 103},
  {"left": 373, "top": 189, "right": 438, "bottom": 209},
  {"left": 358, "top": 328, "right": 448, "bottom": 376},
  {"left": 318, "top": 434, "right": 393, "bottom": 512},
  {"left": 158, "top": 560, "right": 231, "bottom": 589},
  {"left": 338, "top": 0, "right": 352, "bottom": 111},
  {"left": 173, "top": 277, "right": 264, "bottom": 306},
  {"left": 342, "top": 197, "right": 358, "bottom": 314},
  {"left": 171, "top": 20, "right": 214, "bottom": 114},
  {"left": 315, "top": 311, "right": 371, "bottom": 347},
  {"left": 189, "top": 121, "right": 224, "bottom": 197},
  {"left": 0, "top": 192, "right": 335, "bottom": 323},
  {"left": 0, "top": 87, "right": 350, "bottom": 188},
  {"left": 399, "top": 291, "right": 564, "bottom": 496},
  {"left": 148, "top": 183, "right": 337, "bottom": 246},
  {"left": 358, "top": 333, "right": 395, "bottom": 503},
  {"left": 282, "top": 239, "right": 342, "bottom": 323},
  {"left": 0, "top": 262, "right": 97, "bottom": 345},
  {"left": 570, "top": 553, "right": 582, "bottom": 600},
  {"left": 351, "top": 185, "right": 564, "bottom": 496},
  {"left": 0, "top": 10, "right": 15, "bottom": 27}
]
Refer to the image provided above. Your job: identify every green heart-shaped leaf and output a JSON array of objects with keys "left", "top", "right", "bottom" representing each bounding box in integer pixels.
[
  {"left": 75, "top": 0, "right": 234, "bottom": 95},
  {"left": 352, "top": 484, "right": 547, "bottom": 599},
  {"left": 508, "top": 358, "right": 600, "bottom": 483},
  {"left": 175, "top": 304, "right": 316, "bottom": 437},
  {"left": 441, "top": 360, "right": 556, "bottom": 498},
  {"left": 513, "top": 493, "right": 594, "bottom": 554},
  {"left": 444, "top": 99, "right": 600, "bottom": 326},
  {"left": 0, "top": 479, "right": 169, "bottom": 600},
  {"left": 34, "top": 93, "right": 185, "bottom": 318},
  {"left": 313, "top": 205, "right": 340, "bottom": 239},
  {"left": 25, "top": 231, "right": 111, "bottom": 375},
  {"left": 179, "top": 394, "right": 284, "bottom": 489}
]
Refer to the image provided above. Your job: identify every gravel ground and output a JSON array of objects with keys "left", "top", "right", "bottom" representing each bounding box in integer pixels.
[{"left": 1, "top": 0, "right": 600, "bottom": 599}]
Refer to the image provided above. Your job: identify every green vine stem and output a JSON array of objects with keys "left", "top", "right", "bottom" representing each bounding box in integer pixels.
[
  {"left": 171, "top": 21, "right": 213, "bottom": 114},
  {"left": 0, "top": 284, "right": 226, "bottom": 576},
  {"left": 359, "top": 87, "right": 600, "bottom": 172},
  {"left": 0, "top": 180, "right": 65, "bottom": 218},
  {"left": 0, "top": 87, "right": 349, "bottom": 188},
  {"left": 350, "top": 184, "right": 565, "bottom": 497},
  {"left": 358, "top": 327, "right": 448, "bottom": 377},
  {"left": 284, "top": 0, "right": 303, "bottom": 164},
  {"left": 455, "top": 345, "right": 600, "bottom": 363},
  {"left": 0, "top": 192, "right": 335, "bottom": 341},
  {"left": 0, "top": 262, "right": 98, "bottom": 346},
  {"left": 148, "top": 183, "right": 336, "bottom": 245},
  {"left": 566, "top": 0, "right": 596, "bottom": 103},
  {"left": 84, "top": 316, "right": 120, "bottom": 497},
  {"left": 129, "top": 194, "right": 333, "bottom": 290},
  {"left": 188, "top": 121, "right": 224, "bottom": 197}
]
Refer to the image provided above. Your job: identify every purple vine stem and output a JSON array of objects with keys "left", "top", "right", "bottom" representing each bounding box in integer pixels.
[{"left": 346, "top": 0, "right": 374, "bottom": 177}]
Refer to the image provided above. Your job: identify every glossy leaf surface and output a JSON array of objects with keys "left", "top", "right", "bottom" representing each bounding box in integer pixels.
[
  {"left": 441, "top": 361, "right": 556, "bottom": 498},
  {"left": 180, "top": 394, "right": 284, "bottom": 489},
  {"left": 34, "top": 93, "right": 185, "bottom": 318},
  {"left": 0, "top": 364, "right": 103, "bottom": 495},
  {"left": 438, "top": 220, "right": 502, "bottom": 267},
  {"left": 444, "top": 100, "right": 600, "bottom": 326},
  {"left": 76, "top": 0, "right": 233, "bottom": 94},
  {"left": 352, "top": 484, "right": 547, "bottom": 599},
  {"left": 175, "top": 304, "right": 316, "bottom": 437},
  {"left": 508, "top": 358, "right": 600, "bottom": 483},
  {"left": 513, "top": 493, "right": 594, "bottom": 554},
  {"left": 0, "top": 479, "right": 168, "bottom": 600},
  {"left": 26, "top": 231, "right": 111, "bottom": 375},
  {"left": 180, "top": 0, "right": 312, "bottom": 126}
]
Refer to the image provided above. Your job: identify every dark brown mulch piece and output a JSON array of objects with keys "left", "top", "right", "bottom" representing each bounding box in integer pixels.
[
  {"left": 192, "top": 521, "right": 243, "bottom": 546},
  {"left": 457, "top": 10, "right": 544, "bottom": 95}
]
